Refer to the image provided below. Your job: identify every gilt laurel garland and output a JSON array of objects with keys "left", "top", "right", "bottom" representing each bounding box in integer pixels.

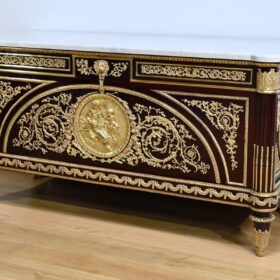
[
  {"left": 183, "top": 99, "right": 244, "bottom": 170},
  {"left": 0, "top": 156, "right": 278, "bottom": 209},
  {"left": 0, "top": 81, "right": 31, "bottom": 114},
  {"left": 13, "top": 92, "right": 210, "bottom": 175}
]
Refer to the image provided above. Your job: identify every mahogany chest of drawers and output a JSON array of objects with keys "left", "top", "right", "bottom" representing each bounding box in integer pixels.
[{"left": 0, "top": 46, "right": 279, "bottom": 256}]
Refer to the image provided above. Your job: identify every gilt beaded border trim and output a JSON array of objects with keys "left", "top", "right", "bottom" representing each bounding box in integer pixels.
[{"left": 250, "top": 214, "right": 276, "bottom": 223}]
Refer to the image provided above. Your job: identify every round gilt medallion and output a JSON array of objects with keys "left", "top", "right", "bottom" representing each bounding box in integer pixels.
[{"left": 74, "top": 93, "right": 131, "bottom": 158}]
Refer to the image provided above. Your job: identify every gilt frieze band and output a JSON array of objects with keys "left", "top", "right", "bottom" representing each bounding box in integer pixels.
[
  {"left": 75, "top": 58, "right": 129, "bottom": 79},
  {"left": 133, "top": 61, "right": 253, "bottom": 85},
  {"left": 1, "top": 50, "right": 280, "bottom": 94},
  {"left": 0, "top": 53, "right": 70, "bottom": 71},
  {"left": 0, "top": 154, "right": 278, "bottom": 211}
]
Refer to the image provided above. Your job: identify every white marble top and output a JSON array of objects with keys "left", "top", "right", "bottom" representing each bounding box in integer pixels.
[
  {"left": 1, "top": 0, "right": 280, "bottom": 62},
  {"left": 1, "top": 30, "right": 280, "bottom": 63}
]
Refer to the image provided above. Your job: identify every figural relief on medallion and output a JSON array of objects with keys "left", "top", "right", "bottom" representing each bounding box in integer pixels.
[{"left": 73, "top": 93, "right": 131, "bottom": 158}]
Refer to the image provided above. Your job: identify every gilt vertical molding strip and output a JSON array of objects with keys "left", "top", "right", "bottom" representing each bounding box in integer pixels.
[
  {"left": 265, "top": 146, "right": 269, "bottom": 193},
  {"left": 271, "top": 146, "right": 275, "bottom": 190},
  {"left": 253, "top": 145, "right": 275, "bottom": 192},
  {"left": 260, "top": 146, "right": 264, "bottom": 191},
  {"left": 253, "top": 144, "right": 257, "bottom": 189}
]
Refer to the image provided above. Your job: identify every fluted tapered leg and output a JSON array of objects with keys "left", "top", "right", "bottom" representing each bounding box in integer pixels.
[{"left": 250, "top": 213, "right": 275, "bottom": 257}]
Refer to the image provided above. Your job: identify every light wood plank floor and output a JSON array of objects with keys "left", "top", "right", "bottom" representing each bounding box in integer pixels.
[{"left": 0, "top": 170, "right": 279, "bottom": 280}]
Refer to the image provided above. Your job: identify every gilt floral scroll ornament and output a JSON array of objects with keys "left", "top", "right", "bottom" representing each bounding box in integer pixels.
[
  {"left": 13, "top": 92, "right": 210, "bottom": 175},
  {"left": 0, "top": 54, "right": 67, "bottom": 69},
  {"left": 139, "top": 63, "right": 247, "bottom": 82},
  {"left": 76, "top": 59, "right": 128, "bottom": 78},
  {"left": 183, "top": 99, "right": 244, "bottom": 170},
  {"left": 0, "top": 81, "right": 31, "bottom": 114},
  {"left": 13, "top": 93, "right": 75, "bottom": 154}
]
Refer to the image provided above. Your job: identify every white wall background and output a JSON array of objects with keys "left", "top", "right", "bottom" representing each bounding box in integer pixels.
[{"left": 0, "top": 0, "right": 280, "bottom": 38}]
